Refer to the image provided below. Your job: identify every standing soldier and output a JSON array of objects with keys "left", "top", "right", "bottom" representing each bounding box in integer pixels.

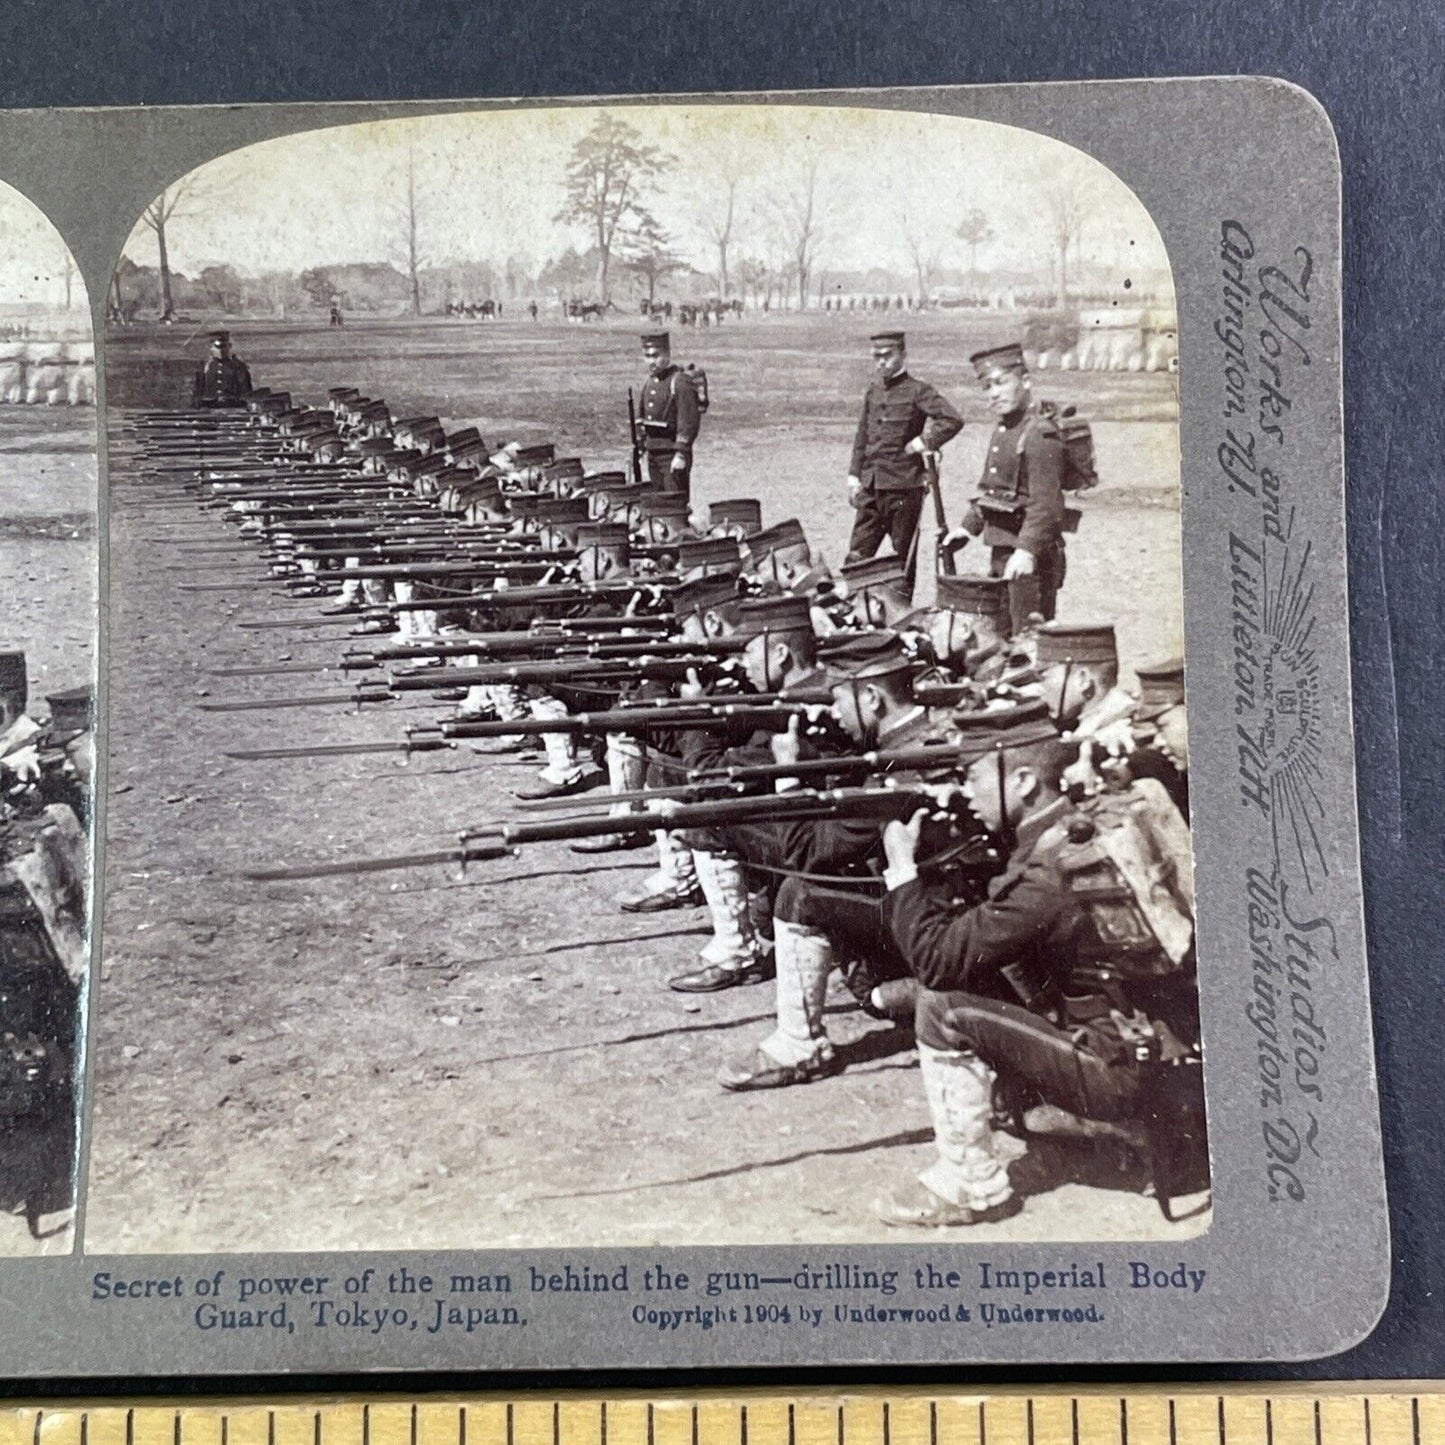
[
  {"left": 962, "top": 343, "right": 1068, "bottom": 632},
  {"left": 190, "top": 330, "right": 253, "bottom": 408},
  {"left": 845, "top": 331, "right": 963, "bottom": 595},
  {"left": 636, "top": 332, "right": 701, "bottom": 498}
]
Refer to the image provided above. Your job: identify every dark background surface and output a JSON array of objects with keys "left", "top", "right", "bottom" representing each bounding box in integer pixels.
[{"left": 0, "top": 0, "right": 1440, "bottom": 1392}]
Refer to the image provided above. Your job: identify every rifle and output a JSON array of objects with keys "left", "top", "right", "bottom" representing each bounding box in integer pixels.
[
  {"left": 223, "top": 695, "right": 831, "bottom": 756},
  {"left": 514, "top": 742, "right": 984, "bottom": 811},
  {"left": 627, "top": 388, "right": 643, "bottom": 485},
  {"left": 207, "top": 630, "right": 700, "bottom": 678},
  {"left": 244, "top": 783, "right": 963, "bottom": 881},
  {"left": 923, "top": 451, "right": 967, "bottom": 579}
]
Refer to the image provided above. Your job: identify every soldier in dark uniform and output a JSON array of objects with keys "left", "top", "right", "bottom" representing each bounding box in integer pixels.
[
  {"left": 845, "top": 331, "right": 963, "bottom": 595},
  {"left": 190, "top": 330, "right": 253, "bottom": 409},
  {"left": 636, "top": 332, "right": 700, "bottom": 499},
  {"left": 875, "top": 701, "right": 1200, "bottom": 1227},
  {"left": 961, "top": 342, "right": 1067, "bottom": 633}
]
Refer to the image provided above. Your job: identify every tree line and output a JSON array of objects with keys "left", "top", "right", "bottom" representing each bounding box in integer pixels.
[{"left": 120, "top": 112, "right": 1154, "bottom": 322}]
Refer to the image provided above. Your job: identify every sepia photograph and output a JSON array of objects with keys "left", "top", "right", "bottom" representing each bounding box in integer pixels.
[
  {"left": 87, "top": 102, "right": 1205, "bottom": 1254},
  {"left": 0, "top": 178, "right": 96, "bottom": 1252}
]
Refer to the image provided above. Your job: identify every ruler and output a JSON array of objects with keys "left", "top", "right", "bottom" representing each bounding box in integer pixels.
[{"left": 1, "top": 1390, "right": 1440, "bottom": 1445}]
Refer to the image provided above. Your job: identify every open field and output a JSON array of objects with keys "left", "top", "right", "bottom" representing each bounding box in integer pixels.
[
  {"left": 85, "top": 314, "right": 1201, "bottom": 1252},
  {"left": 0, "top": 407, "right": 97, "bottom": 704},
  {"left": 0, "top": 404, "right": 95, "bottom": 1257}
]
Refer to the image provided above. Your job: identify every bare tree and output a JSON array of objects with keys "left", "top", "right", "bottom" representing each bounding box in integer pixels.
[
  {"left": 1041, "top": 182, "right": 1087, "bottom": 308},
  {"left": 696, "top": 155, "right": 743, "bottom": 298},
  {"left": 955, "top": 207, "right": 994, "bottom": 298},
  {"left": 769, "top": 154, "right": 825, "bottom": 311},
  {"left": 139, "top": 181, "right": 192, "bottom": 321},
  {"left": 900, "top": 206, "right": 942, "bottom": 306},
  {"left": 60, "top": 251, "right": 75, "bottom": 311},
  {"left": 392, "top": 153, "right": 424, "bottom": 317},
  {"left": 556, "top": 112, "right": 673, "bottom": 304}
]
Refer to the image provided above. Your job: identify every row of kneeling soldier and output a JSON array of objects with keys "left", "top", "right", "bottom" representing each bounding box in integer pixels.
[{"left": 135, "top": 325, "right": 1202, "bottom": 1229}]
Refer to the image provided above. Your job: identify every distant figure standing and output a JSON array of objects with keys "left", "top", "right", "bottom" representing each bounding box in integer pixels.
[
  {"left": 329, "top": 297, "right": 344, "bottom": 328},
  {"left": 190, "top": 330, "right": 253, "bottom": 408},
  {"left": 636, "top": 331, "right": 701, "bottom": 499},
  {"left": 844, "top": 330, "right": 963, "bottom": 593},
  {"left": 529, "top": 300, "right": 539, "bottom": 322}
]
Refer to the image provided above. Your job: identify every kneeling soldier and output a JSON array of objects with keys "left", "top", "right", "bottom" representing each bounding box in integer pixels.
[{"left": 876, "top": 702, "right": 1200, "bottom": 1228}]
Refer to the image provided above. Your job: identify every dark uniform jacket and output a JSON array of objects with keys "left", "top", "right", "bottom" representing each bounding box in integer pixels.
[
  {"left": 638, "top": 365, "right": 701, "bottom": 459},
  {"left": 967, "top": 407, "right": 1067, "bottom": 555},
  {"left": 849, "top": 372, "right": 963, "bottom": 492},
  {"left": 883, "top": 795, "right": 1085, "bottom": 997},
  {"left": 191, "top": 355, "right": 253, "bottom": 408},
  {"left": 783, "top": 705, "right": 965, "bottom": 877}
]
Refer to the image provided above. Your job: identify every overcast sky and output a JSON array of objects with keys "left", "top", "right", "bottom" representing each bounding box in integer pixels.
[
  {"left": 0, "top": 179, "right": 86, "bottom": 311},
  {"left": 120, "top": 103, "right": 1172, "bottom": 292}
]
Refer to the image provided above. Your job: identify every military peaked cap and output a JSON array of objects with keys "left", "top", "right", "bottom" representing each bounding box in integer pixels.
[
  {"left": 208, "top": 329, "right": 231, "bottom": 343},
  {"left": 841, "top": 555, "right": 911, "bottom": 593},
  {"left": 708, "top": 498, "right": 765, "bottom": 535},
  {"left": 734, "top": 594, "right": 815, "bottom": 642},
  {"left": 533, "top": 496, "right": 591, "bottom": 526},
  {"left": 679, "top": 536, "right": 744, "bottom": 571},
  {"left": 1035, "top": 621, "right": 1118, "bottom": 667},
  {"left": 640, "top": 332, "right": 671, "bottom": 347},
  {"left": 969, "top": 342, "right": 1027, "bottom": 378},
  {"left": 634, "top": 492, "right": 692, "bottom": 520},
  {"left": 869, "top": 330, "right": 906, "bottom": 346},
  {"left": 821, "top": 629, "right": 916, "bottom": 686},
  {"left": 574, "top": 522, "right": 631, "bottom": 549},
  {"left": 951, "top": 696, "right": 1058, "bottom": 760},
  {"left": 44, "top": 684, "right": 92, "bottom": 739},
  {"left": 746, "top": 518, "right": 809, "bottom": 559},
  {"left": 357, "top": 437, "right": 393, "bottom": 456},
  {"left": 0, "top": 650, "right": 27, "bottom": 715},
  {"left": 512, "top": 443, "right": 556, "bottom": 466},
  {"left": 934, "top": 574, "right": 1013, "bottom": 624},
  {"left": 579, "top": 470, "right": 629, "bottom": 492},
  {"left": 674, "top": 572, "right": 743, "bottom": 618},
  {"left": 1135, "top": 656, "right": 1186, "bottom": 715},
  {"left": 455, "top": 476, "right": 504, "bottom": 507},
  {"left": 327, "top": 387, "right": 360, "bottom": 402}
]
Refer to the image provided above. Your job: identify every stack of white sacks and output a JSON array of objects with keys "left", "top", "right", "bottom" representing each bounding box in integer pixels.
[{"left": 0, "top": 339, "right": 96, "bottom": 405}]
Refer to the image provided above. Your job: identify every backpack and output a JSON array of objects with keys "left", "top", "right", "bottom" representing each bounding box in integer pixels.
[
  {"left": 674, "top": 364, "right": 709, "bottom": 414},
  {"left": 1052, "top": 808, "right": 1194, "bottom": 980},
  {"left": 1034, "top": 401, "right": 1098, "bottom": 492}
]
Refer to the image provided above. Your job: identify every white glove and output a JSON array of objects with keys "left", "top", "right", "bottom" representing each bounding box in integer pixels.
[{"left": 1003, "top": 548, "right": 1037, "bottom": 580}]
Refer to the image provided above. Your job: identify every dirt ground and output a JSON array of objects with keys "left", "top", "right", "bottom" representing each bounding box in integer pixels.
[
  {"left": 0, "top": 403, "right": 97, "bottom": 1257},
  {"left": 85, "top": 314, "right": 1205, "bottom": 1253}
]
